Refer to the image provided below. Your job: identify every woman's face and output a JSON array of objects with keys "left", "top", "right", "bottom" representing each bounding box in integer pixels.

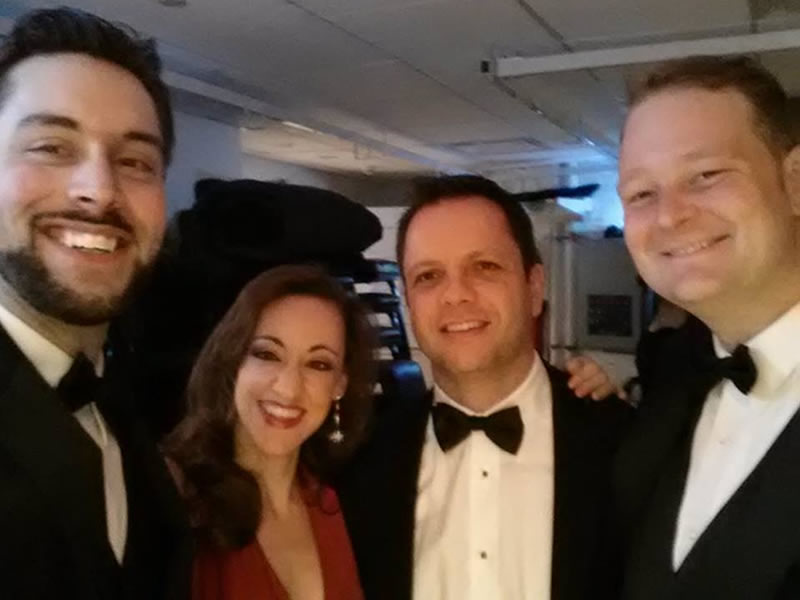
[{"left": 234, "top": 294, "right": 348, "bottom": 461}]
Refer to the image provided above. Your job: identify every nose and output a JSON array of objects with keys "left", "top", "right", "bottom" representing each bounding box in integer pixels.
[
  {"left": 272, "top": 362, "right": 302, "bottom": 401},
  {"left": 68, "top": 151, "right": 117, "bottom": 212},
  {"left": 656, "top": 187, "right": 695, "bottom": 229},
  {"left": 441, "top": 271, "right": 476, "bottom": 306}
]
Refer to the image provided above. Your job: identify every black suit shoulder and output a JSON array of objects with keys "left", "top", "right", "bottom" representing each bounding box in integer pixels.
[
  {"left": 614, "top": 317, "right": 713, "bottom": 537},
  {"left": 546, "top": 362, "right": 634, "bottom": 450},
  {"left": 0, "top": 328, "right": 192, "bottom": 600},
  {"left": 335, "top": 385, "right": 429, "bottom": 600},
  {"left": 636, "top": 315, "right": 711, "bottom": 403},
  {"left": 544, "top": 362, "right": 633, "bottom": 600}
]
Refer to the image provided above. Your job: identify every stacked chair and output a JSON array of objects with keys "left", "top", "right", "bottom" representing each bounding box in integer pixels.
[{"left": 334, "top": 259, "right": 426, "bottom": 416}]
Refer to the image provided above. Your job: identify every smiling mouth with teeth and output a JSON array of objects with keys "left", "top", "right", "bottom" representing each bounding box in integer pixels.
[
  {"left": 57, "top": 229, "right": 120, "bottom": 253},
  {"left": 664, "top": 235, "right": 728, "bottom": 257},
  {"left": 441, "top": 320, "right": 487, "bottom": 333},
  {"left": 257, "top": 400, "right": 305, "bottom": 427}
]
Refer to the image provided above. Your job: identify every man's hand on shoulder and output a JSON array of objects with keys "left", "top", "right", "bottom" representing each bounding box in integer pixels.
[{"left": 565, "top": 356, "right": 628, "bottom": 402}]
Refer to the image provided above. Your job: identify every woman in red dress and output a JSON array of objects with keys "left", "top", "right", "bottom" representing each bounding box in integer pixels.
[{"left": 166, "top": 265, "right": 375, "bottom": 600}]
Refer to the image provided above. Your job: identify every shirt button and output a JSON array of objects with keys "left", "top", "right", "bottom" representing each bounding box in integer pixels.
[
  {"left": 482, "top": 470, "right": 489, "bottom": 478},
  {"left": 480, "top": 551, "right": 488, "bottom": 559}
]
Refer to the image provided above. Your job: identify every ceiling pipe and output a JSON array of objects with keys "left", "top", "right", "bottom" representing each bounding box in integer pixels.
[{"left": 492, "top": 28, "right": 800, "bottom": 78}]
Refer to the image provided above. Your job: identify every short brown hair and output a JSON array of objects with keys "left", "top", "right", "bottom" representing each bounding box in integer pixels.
[
  {"left": 626, "top": 55, "right": 795, "bottom": 155},
  {"left": 396, "top": 175, "right": 542, "bottom": 276},
  {"left": 164, "top": 264, "right": 376, "bottom": 549},
  {"left": 0, "top": 8, "right": 174, "bottom": 164}
]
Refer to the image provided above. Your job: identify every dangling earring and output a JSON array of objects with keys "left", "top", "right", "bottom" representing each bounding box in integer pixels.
[{"left": 328, "top": 395, "right": 344, "bottom": 444}]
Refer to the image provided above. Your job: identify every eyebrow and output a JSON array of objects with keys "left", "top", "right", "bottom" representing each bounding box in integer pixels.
[
  {"left": 680, "top": 149, "right": 721, "bottom": 162},
  {"left": 617, "top": 171, "right": 645, "bottom": 189},
  {"left": 125, "top": 130, "right": 164, "bottom": 152},
  {"left": 17, "top": 112, "right": 164, "bottom": 152},
  {"left": 406, "top": 260, "right": 442, "bottom": 274},
  {"left": 408, "top": 250, "right": 496, "bottom": 269},
  {"left": 254, "top": 336, "right": 339, "bottom": 357},
  {"left": 466, "top": 250, "right": 495, "bottom": 260},
  {"left": 254, "top": 335, "right": 284, "bottom": 348},
  {"left": 18, "top": 113, "right": 78, "bottom": 130},
  {"left": 309, "top": 344, "right": 340, "bottom": 357},
  {"left": 619, "top": 149, "right": 729, "bottom": 182}
]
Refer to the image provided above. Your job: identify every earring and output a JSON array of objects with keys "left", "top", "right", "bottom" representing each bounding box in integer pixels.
[{"left": 328, "top": 396, "right": 344, "bottom": 444}]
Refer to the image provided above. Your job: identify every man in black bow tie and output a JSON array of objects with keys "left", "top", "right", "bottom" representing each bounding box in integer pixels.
[
  {"left": 337, "top": 174, "right": 631, "bottom": 600},
  {"left": 616, "top": 55, "right": 800, "bottom": 599},
  {"left": 0, "top": 8, "right": 190, "bottom": 599}
]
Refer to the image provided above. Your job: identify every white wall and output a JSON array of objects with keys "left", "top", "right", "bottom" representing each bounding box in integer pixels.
[
  {"left": 558, "top": 169, "right": 624, "bottom": 233},
  {"left": 242, "top": 155, "right": 415, "bottom": 207},
  {"left": 493, "top": 167, "right": 625, "bottom": 233},
  {"left": 242, "top": 154, "right": 358, "bottom": 193},
  {"left": 166, "top": 120, "right": 415, "bottom": 215},
  {"left": 165, "top": 112, "right": 243, "bottom": 215}
]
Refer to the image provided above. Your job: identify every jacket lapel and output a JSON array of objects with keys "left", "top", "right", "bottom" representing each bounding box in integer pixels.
[
  {"left": 549, "top": 364, "right": 597, "bottom": 598},
  {"left": 678, "top": 405, "right": 800, "bottom": 588},
  {"left": 549, "top": 362, "right": 635, "bottom": 600},
  {"left": 614, "top": 321, "right": 714, "bottom": 544},
  {"left": 338, "top": 388, "right": 430, "bottom": 600},
  {"left": 95, "top": 342, "right": 192, "bottom": 599},
  {"left": 0, "top": 328, "right": 119, "bottom": 594}
]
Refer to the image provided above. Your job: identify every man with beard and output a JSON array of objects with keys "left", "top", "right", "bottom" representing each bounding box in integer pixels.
[{"left": 0, "top": 8, "right": 190, "bottom": 599}]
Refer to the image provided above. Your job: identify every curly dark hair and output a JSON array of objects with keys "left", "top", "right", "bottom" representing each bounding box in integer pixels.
[
  {"left": 164, "top": 264, "right": 377, "bottom": 550},
  {"left": 0, "top": 7, "right": 174, "bottom": 164}
]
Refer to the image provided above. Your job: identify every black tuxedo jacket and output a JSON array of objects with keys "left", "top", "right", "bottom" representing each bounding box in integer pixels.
[
  {"left": 0, "top": 327, "right": 192, "bottom": 599},
  {"left": 336, "top": 363, "right": 631, "bottom": 600},
  {"left": 615, "top": 318, "right": 800, "bottom": 599}
]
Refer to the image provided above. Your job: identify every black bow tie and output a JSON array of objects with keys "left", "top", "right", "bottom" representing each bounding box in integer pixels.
[
  {"left": 432, "top": 403, "right": 524, "bottom": 454},
  {"left": 57, "top": 353, "right": 102, "bottom": 412},
  {"left": 703, "top": 344, "right": 758, "bottom": 394}
]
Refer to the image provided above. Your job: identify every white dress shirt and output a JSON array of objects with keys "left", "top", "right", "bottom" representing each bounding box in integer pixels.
[
  {"left": 0, "top": 301, "right": 128, "bottom": 563},
  {"left": 414, "top": 353, "right": 554, "bottom": 600},
  {"left": 673, "top": 300, "right": 800, "bottom": 569}
]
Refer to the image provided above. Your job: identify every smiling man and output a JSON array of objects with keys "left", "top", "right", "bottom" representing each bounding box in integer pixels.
[
  {"left": 0, "top": 8, "right": 190, "bottom": 600},
  {"left": 338, "top": 175, "right": 631, "bottom": 600},
  {"left": 615, "top": 56, "right": 800, "bottom": 598}
]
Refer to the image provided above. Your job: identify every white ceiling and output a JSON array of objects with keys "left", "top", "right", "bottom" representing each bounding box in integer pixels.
[{"left": 2, "top": 0, "right": 800, "bottom": 177}]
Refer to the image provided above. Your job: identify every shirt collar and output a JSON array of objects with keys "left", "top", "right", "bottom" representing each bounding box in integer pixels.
[
  {"left": 0, "top": 300, "right": 72, "bottom": 387},
  {"left": 713, "top": 300, "right": 800, "bottom": 396},
  {"left": 433, "top": 352, "right": 547, "bottom": 419}
]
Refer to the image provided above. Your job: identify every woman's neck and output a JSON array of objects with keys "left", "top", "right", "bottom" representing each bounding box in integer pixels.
[{"left": 235, "top": 432, "right": 301, "bottom": 517}]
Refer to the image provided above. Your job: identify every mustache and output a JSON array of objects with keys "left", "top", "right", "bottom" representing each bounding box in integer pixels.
[{"left": 32, "top": 209, "right": 134, "bottom": 234}]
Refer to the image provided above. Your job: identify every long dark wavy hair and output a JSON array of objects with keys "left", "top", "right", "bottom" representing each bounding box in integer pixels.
[{"left": 164, "top": 264, "right": 376, "bottom": 550}]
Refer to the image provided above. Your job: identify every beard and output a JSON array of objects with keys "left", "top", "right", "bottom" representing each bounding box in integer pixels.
[{"left": 0, "top": 245, "right": 153, "bottom": 326}]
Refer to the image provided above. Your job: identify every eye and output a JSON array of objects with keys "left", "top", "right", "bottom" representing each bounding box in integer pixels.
[
  {"left": 308, "top": 359, "right": 334, "bottom": 372},
  {"left": 27, "top": 141, "right": 72, "bottom": 159},
  {"left": 118, "top": 155, "right": 160, "bottom": 177},
  {"left": 624, "top": 188, "right": 655, "bottom": 206},
  {"left": 413, "top": 269, "right": 441, "bottom": 286},
  {"left": 691, "top": 170, "right": 726, "bottom": 186},
  {"left": 474, "top": 260, "right": 501, "bottom": 272},
  {"left": 251, "top": 348, "right": 279, "bottom": 362}
]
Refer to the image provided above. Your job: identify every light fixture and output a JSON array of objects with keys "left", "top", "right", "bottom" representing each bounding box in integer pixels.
[
  {"left": 158, "top": 0, "right": 188, "bottom": 7},
  {"left": 281, "top": 120, "right": 317, "bottom": 134}
]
